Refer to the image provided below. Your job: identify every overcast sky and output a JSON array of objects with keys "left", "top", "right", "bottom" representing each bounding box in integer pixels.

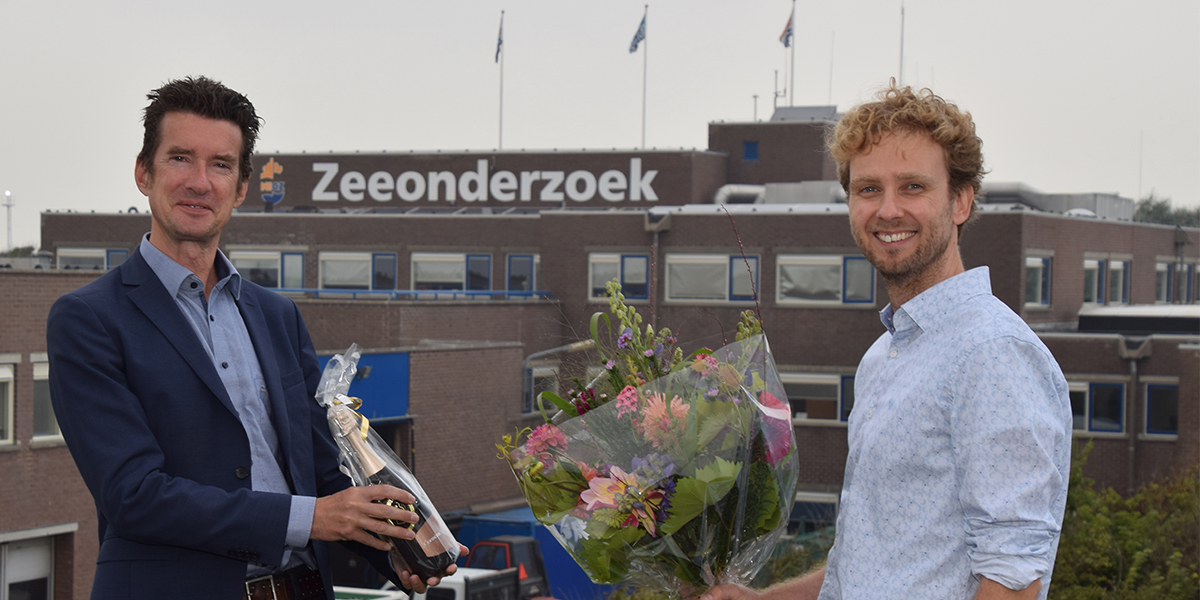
[{"left": 1, "top": 0, "right": 1196, "bottom": 249}]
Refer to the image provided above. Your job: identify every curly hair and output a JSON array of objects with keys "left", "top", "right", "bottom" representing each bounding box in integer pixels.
[
  {"left": 829, "top": 83, "right": 986, "bottom": 234},
  {"left": 137, "top": 76, "right": 263, "bottom": 184}
]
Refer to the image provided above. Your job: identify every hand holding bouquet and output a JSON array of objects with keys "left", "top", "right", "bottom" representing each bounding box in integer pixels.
[{"left": 498, "top": 282, "right": 798, "bottom": 596}]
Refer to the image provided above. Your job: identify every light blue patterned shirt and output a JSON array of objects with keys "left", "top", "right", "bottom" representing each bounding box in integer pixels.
[
  {"left": 141, "top": 235, "right": 316, "bottom": 574},
  {"left": 820, "top": 267, "right": 1072, "bottom": 600}
]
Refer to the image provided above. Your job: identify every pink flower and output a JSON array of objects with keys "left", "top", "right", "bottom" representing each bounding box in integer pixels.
[
  {"left": 691, "top": 354, "right": 719, "bottom": 376},
  {"left": 639, "top": 393, "right": 689, "bottom": 449},
  {"left": 578, "top": 466, "right": 666, "bottom": 536},
  {"left": 616, "top": 386, "right": 640, "bottom": 418},
  {"left": 524, "top": 424, "right": 568, "bottom": 455},
  {"left": 758, "top": 392, "right": 793, "bottom": 465}
]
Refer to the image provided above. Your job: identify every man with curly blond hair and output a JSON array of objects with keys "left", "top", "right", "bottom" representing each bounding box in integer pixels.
[{"left": 702, "top": 85, "right": 1071, "bottom": 599}]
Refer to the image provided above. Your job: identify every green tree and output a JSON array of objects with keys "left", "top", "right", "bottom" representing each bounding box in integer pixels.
[
  {"left": 1133, "top": 193, "right": 1200, "bottom": 228},
  {"left": 1051, "top": 442, "right": 1199, "bottom": 599},
  {"left": 0, "top": 245, "right": 35, "bottom": 257}
]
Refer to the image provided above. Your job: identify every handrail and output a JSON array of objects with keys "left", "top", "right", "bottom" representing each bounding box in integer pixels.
[{"left": 276, "top": 287, "right": 552, "bottom": 301}]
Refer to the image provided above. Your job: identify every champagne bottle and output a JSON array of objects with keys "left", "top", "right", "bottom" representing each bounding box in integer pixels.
[{"left": 332, "top": 409, "right": 457, "bottom": 581}]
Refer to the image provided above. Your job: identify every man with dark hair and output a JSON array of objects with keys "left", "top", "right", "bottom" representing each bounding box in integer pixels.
[
  {"left": 47, "top": 76, "right": 456, "bottom": 599},
  {"left": 702, "top": 85, "right": 1071, "bottom": 599}
]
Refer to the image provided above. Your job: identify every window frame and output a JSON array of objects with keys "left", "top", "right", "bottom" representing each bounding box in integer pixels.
[
  {"left": 588, "top": 253, "right": 650, "bottom": 301},
  {"left": 742, "top": 141, "right": 759, "bottom": 162},
  {"left": 780, "top": 372, "right": 855, "bottom": 424},
  {"left": 1154, "top": 262, "right": 1173, "bottom": 304},
  {"left": 56, "top": 247, "right": 126, "bottom": 271},
  {"left": 1024, "top": 256, "right": 1052, "bottom": 307},
  {"left": 410, "top": 252, "right": 493, "bottom": 293},
  {"left": 0, "top": 535, "right": 55, "bottom": 599},
  {"left": 663, "top": 253, "right": 760, "bottom": 304},
  {"left": 1108, "top": 260, "right": 1130, "bottom": 304},
  {"left": 1083, "top": 259, "right": 1106, "bottom": 304},
  {"left": 1069, "top": 381, "right": 1125, "bottom": 434},
  {"left": 372, "top": 253, "right": 398, "bottom": 291},
  {"left": 31, "top": 362, "right": 61, "bottom": 441},
  {"left": 0, "top": 364, "right": 12, "bottom": 445},
  {"left": 1144, "top": 383, "right": 1179, "bottom": 436},
  {"left": 525, "top": 366, "right": 559, "bottom": 415},
  {"left": 506, "top": 254, "right": 540, "bottom": 295},
  {"left": 776, "top": 254, "right": 876, "bottom": 307},
  {"left": 318, "top": 251, "right": 372, "bottom": 290}
]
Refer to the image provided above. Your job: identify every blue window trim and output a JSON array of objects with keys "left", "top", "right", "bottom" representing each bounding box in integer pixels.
[
  {"left": 372, "top": 253, "right": 397, "bottom": 290},
  {"left": 466, "top": 253, "right": 492, "bottom": 291},
  {"left": 620, "top": 254, "right": 650, "bottom": 300},
  {"left": 743, "top": 141, "right": 759, "bottom": 162},
  {"left": 842, "top": 256, "right": 875, "bottom": 304},
  {"left": 1088, "top": 382, "right": 1124, "bottom": 433},
  {"left": 1145, "top": 384, "right": 1179, "bottom": 435},
  {"left": 728, "top": 256, "right": 759, "bottom": 302},
  {"left": 105, "top": 249, "right": 128, "bottom": 269},
  {"left": 507, "top": 254, "right": 536, "bottom": 292},
  {"left": 1026, "top": 256, "right": 1052, "bottom": 306}
]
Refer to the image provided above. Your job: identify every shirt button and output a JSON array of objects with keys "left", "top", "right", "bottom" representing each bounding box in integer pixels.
[
  {"left": 235, "top": 466, "right": 250, "bottom": 479},
  {"left": 209, "top": 315, "right": 214, "bottom": 322},
  {"left": 867, "top": 409, "right": 874, "bottom": 419},
  {"left": 221, "top": 362, "right": 229, "bottom": 369},
  {"left": 889, "top": 349, "right": 898, "bottom": 358},
  {"left": 190, "top": 282, "right": 198, "bottom": 289}
]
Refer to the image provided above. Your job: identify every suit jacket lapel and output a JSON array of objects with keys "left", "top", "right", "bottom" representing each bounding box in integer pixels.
[{"left": 122, "top": 249, "right": 240, "bottom": 419}]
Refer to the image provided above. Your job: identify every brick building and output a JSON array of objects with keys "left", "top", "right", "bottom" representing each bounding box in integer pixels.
[{"left": 4, "top": 114, "right": 1198, "bottom": 597}]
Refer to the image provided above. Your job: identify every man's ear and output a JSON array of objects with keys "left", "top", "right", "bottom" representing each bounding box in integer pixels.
[
  {"left": 135, "top": 160, "right": 152, "bottom": 196},
  {"left": 234, "top": 180, "right": 248, "bottom": 208},
  {"left": 952, "top": 186, "right": 974, "bottom": 226}
]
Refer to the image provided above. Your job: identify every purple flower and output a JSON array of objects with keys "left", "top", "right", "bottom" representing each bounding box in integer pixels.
[
  {"left": 643, "top": 349, "right": 654, "bottom": 357},
  {"left": 605, "top": 360, "right": 616, "bottom": 370},
  {"left": 617, "top": 328, "right": 634, "bottom": 349}
]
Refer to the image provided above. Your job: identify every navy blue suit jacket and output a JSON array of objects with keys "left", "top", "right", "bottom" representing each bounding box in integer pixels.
[{"left": 47, "top": 247, "right": 394, "bottom": 599}]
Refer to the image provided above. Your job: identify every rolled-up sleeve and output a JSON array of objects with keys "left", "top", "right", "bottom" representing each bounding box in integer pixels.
[{"left": 950, "top": 336, "right": 1072, "bottom": 590}]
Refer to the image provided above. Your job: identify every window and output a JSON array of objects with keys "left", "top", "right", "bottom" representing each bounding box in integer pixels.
[
  {"left": 1069, "top": 381, "right": 1124, "bottom": 433},
  {"left": 373, "top": 254, "right": 397, "bottom": 290},
  {"left": 411, "top": 253, "right": 491, "bottom": 292},
  {"left": 319, "top": 252, "right": 370, "bottom": 290},
  {"left": 1155, "top": 262, "right": 1173, "bottom": 303},
  {"left": 777, "top": 255, "right": 875, "bottom": 306},
  {"left": 589, "top": 253, "right": 649, "bottom": 300},
  {"left": 507, "top": 254, "right": 540, "bottom": 295},
  {"left": 743, "top": 141, "right": 759, "bottom": 162},
  {"left": 1024, "top": 256, "right": 1051, "bottom": 306},
  {"left": 32, "top": 362, "right": 59, "bottom": 439},
  {"left": 229, "top": 250, "right": 305, "bottom": 289},
  {"left": 1189, "top": 264, "right": 1197, "bottom": 303},
  {"left": 1145, "top": 384, "right": 1178, "bottom": 435},
  {"left": 0, "top": 364, "right": 11, "bottom": 445},
  {"left": 56, "top": 248, "right": 127, "bottom": 271},
  {"left": 1, "top": 536, "right": 53, "bottom": 600},
  {"left": 1083, "top": 259, "right": 1105, "bottom": 304},
  {"left": 1108, "top": 261, "right": 1129, "bottom": 304},
  {"left": 780, "top": 373, "right": 854, "bottom": 422},
  {"left": 664, "top": 254, "right": 759, "bottom": 303},
  {"left": 524, "top": 366, "right": 559, "bottom": 415},
  {"left": 788, "top": 492, "right": 839, "bottom": 535}
]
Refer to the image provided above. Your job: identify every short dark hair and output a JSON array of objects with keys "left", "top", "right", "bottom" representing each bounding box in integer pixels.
[{"left": 137, "top": 76, "right": 262, "bottom": 183}]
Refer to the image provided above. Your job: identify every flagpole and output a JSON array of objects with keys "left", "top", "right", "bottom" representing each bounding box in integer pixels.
[
  {"left": 898, "top": 1, "right": 905, "bottom": 86},
  {"left": 789, "top": 0, "right": 795, "bottom": 106},
  {"left": 498, "top": 10, "right": 505, "bottom": 149},
  {"left": 641, "top": 4, "right": 648, "bottom": 149}
]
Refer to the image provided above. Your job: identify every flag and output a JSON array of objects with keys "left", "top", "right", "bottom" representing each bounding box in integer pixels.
[
  {"left": 629, "top": 14, "right": 646, "bottom": 53},
  {"left": 780, "top": 12, "right": 793, "bottom": 47},
  {"left": 495, "top": 12, "right": 504, "bottom": 63}
]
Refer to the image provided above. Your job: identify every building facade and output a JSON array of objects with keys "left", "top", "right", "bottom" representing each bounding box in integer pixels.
[{"left": 4, "top": 116, "right": 1198, "bottom": 597}]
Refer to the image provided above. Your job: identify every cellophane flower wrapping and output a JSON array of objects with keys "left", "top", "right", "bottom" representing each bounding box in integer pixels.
[
  {"left": 502, "top": 334, "right": 798, "bottom": 597},
  {"left": 316, "top": 344, "right": 460, "bottom": 569}
]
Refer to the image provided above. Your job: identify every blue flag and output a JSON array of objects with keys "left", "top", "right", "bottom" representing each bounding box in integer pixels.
[
  {"left": 629, "top": 14, "right": 646, "bottom": 53},
  {"left": 496, "top": 13, "right": 504, "bottom": 63}
]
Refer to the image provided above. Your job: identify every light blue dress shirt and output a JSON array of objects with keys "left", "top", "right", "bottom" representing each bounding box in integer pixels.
[
  {"left": 819, "top": 267, "right": 1072, "bottom": 600},
  {"left": 141, "top": 235, "right": 317, "bottom": 574}
]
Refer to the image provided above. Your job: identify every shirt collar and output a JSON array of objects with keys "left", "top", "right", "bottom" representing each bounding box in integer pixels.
[
  {"left": 140, "top": 233, "right": 242, "bottom": 300},
  {"left": 882, "top": 267, "right": 992, "bottom": 335}
]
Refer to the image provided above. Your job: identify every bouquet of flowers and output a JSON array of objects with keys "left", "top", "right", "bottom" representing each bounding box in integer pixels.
[{"left": 497, "top": 282, "right": 799, "bottom": 596}]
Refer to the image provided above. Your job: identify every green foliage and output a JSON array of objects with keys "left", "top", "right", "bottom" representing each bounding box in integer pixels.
[
  {"left": 0, "top": 245, "right": 36, "bottom": 257},
  {"left": 1132, "top": 193, "right": 1200, "bottom": 228},
  {"left": 1050, "top": 442, "right": 1199, "bottom": 600}
]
